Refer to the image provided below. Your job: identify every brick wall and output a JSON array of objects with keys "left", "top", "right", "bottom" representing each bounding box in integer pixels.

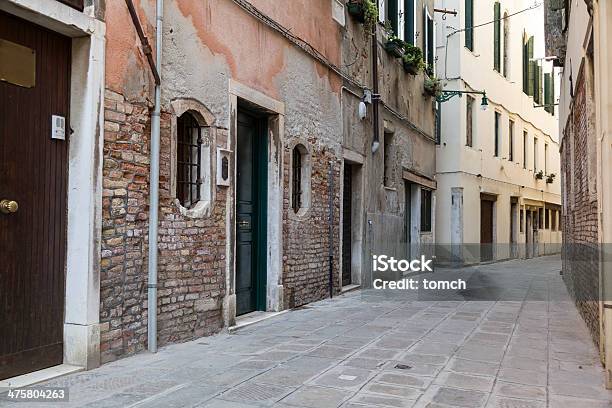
[
  {"left": 100, "top": 90, "right": 227, "bottom": 363},
  {"left": 560, "top": 68, "right": 600, "bottom": 349},
  {"left": 282, "top": 140, "right": 341, "bottom": 309}
]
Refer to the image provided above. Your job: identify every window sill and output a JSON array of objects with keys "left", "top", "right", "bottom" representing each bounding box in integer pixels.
[
  {"left": 288, "top": 206, "right": 312, "bottom": 221},
  {"left": 175, "top": 198, "right": 214, "bottom": 219}
]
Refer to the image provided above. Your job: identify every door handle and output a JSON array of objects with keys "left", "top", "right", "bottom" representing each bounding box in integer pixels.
[
  {"left": 0, "top": 199, "right": 18, "bottom": 214},
  {"left": 238, "top": 220, "right": 250, "bottom": 228}
]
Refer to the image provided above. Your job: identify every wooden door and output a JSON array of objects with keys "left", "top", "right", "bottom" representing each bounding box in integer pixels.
[
  {"left": 0, "top": 11, "right": 70, "bottom": 379},
  {"left": 342, "top": 164, "right": 352, "bottom": 287},
  {"left": 480, "top": 200, "right": 494, "bottom": 261},
  {"left": 236, "top": 111, "right": 266, "bottom": 316}
]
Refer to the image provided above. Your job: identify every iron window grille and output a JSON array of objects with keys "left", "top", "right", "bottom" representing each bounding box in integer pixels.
[
  {"left": 292, "top": 146, "right": 302, "bottom": 213},
  {"left": 177, "top": 112, "right": 203, "bottom": 208}
]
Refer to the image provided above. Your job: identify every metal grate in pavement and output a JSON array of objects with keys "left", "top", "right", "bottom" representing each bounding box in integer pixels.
[{"left": 219, "top": 382, "right": 292, "bottom": 403}]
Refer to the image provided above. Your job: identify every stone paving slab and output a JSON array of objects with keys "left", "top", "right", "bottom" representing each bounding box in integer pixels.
[{"left": 2, "top": 256, "right": 612, "bottom": 408}]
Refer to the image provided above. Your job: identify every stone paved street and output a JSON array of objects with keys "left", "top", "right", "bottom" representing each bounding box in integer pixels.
[{"left": 2, "top": 255, "right": 612, "bottom": 408}]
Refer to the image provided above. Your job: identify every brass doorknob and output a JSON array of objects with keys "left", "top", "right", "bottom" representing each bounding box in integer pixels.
[{"left": 0, "top": 199, "right": 18, "bottom": 214}]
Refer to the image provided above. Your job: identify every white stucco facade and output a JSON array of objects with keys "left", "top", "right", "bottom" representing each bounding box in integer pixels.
[{"left": 435, "top": 0, "right": 561, "bottom": 263}]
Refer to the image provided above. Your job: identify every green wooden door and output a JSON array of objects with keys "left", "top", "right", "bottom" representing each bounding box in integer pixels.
[{"left": 236, "top": 111, "right": 267, "bottom": 315}]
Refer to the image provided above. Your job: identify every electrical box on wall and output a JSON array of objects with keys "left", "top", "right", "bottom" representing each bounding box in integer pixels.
[
  {"left": 217, "top": 148, "right": 231, "bottom": 187},
  {"left": 51, "top": 115, "right": 66, "bottom": 140}
]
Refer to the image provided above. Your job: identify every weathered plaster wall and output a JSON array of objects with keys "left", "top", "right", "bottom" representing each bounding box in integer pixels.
[
  {"left": 341, "top": 0, "right": 438, "bottom": 279},
  {"left": 100, "top": 0, "right": 346, "bottom": 359}
]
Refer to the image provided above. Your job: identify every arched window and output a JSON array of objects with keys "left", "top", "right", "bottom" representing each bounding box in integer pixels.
[
  {"left": 177, "top": 112, "right": 203, "bottom": 208},
  {"left": 291, "top": 144, "right": 310, "bottom": 214}
]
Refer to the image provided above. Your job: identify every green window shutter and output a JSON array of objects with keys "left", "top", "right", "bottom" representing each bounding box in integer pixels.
[
  {"left": 538, "top": 65, "right": 543, "bottom": 104},
  {"left": 405, "top": 0, "right": 415, "bottom": 45},
  {"left": 522, "top": 33, "right": 529, "bottom": 94},
  {"left": 528, "top": 62, "right": 535, "bottom": 96},
  {"left": 465, "top": 0, "right": 474, "bottom": 50},
  {"left": 527, "top": 36, "right": 535, "bottom": 96},
  {"left": 544, "top": 73, "right": 552, "bottom": 114},
  {"left": 551, "top": 71, "right": 555, "bottom": 115},
  {"left": 388, "top": 0, "right": 398, "bottom": 35},
  {"left": 494, "top": 2, "right": 501, "bottom": 72}
]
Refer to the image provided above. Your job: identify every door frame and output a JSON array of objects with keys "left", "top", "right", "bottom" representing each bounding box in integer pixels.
[
  {"left": 226, "top": 80, "right": 285, "bottom": 326},
  {"left": 341, "top": 150, "right": 365, "bottom": 288},
  {"left": 0, "top": 1, "right": 106, "bottom": 372}
]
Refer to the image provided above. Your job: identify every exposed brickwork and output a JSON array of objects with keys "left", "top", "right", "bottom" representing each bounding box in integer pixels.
[
  {"left": 560, "top": 68, "right": 600, "bottom": 349},
  {"left": 100, "top": 90, "right": 227, "bottom": 363},
  {"left": 282, "top": 140, "right": 342, "bottom": 309},
  {"left": 100, "top": 90, "right": 151, "bottom": 362}
]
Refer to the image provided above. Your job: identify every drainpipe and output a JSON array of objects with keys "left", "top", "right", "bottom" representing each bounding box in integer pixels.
[
  {"left": 371, "top": 24, "right": 380, "bottom": 154},
  {"left": 147, "top": 0, "right": 163, "bottom": 354}
]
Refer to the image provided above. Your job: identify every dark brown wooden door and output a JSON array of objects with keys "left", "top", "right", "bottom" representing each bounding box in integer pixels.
[
  {"left": 480, "top": 200, "right": 494, "bottom": 261},
  {"left": 0, "top": 11, "right": 70, "bottom": 380},
  {"left": 342, "top": 164, "right": 352, "bottom": 287}
]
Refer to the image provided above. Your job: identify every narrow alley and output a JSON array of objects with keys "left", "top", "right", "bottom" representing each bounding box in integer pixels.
[{"left": 2, "top": 256, "right": 609, "bottom": 408}]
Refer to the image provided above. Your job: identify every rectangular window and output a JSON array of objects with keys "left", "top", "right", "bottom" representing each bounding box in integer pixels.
[
  {"left": 544, "top": 143, "right": 548, "bottom": 174},
  {"left": 552, "top": 210, "right": 557, "bottom": 231},
  {"left": 509, "top": 120, "right": 514, "bottom": 161},
  {"left": 387, "top": 0, "right": 399, "bottom": 35},
  {"left": 494, "top": 112, "right": 501, "bottom": 157},
  {"left": 494, "top": 2, "right": 501, "bottom": 72},
  {"left": 466, "top": 95, "right": 474, "bottom": 147},
  {"left": 520, "top": 208, "right": 524, "bottom": 233},
  {"left": 538, "top": 208, "right": 544, "bottom": 229},
  {"left": 534, "top": 138, "right": 538, "bottom": 171},
  {"left": 420, "top": 189, "right": 432, "bottom": 232},
  {"left": 384, "top": 132, "right": 394, "bottom": 187},
  {"left": 465, "top": 0, "right": 474, "bottom": 50},
  {"left": 523, "top": 131, "right": 528, "bottom": 169},
  {"left": 545, "top": 209, "right": 550, "bottom": 229},
  {"left": 423, "top": 7, "right": 435, "bottom": 71},
  {"left": 404, "top": 0, "right": 416, "bottom": 44}
]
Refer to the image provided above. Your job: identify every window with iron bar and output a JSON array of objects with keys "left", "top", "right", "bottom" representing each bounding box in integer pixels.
[
  {"left": 292, "top": 146, "right": 302, "bottom": 213},
  {"left": 177, "top": 112, "right": 202, "bottom": 208}
]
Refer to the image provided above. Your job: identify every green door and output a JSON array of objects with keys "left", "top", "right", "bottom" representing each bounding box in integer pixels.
[{"left": 236, "top": 111, "right": 267, "bottom": 315}]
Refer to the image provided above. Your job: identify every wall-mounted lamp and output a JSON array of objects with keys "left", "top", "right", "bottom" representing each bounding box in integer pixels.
[
  {"left": 480, "top": 94, "right": 488, "bottom": 111},
  {"left": 359, "top": 89, "right": 373, "bottom": 121}
]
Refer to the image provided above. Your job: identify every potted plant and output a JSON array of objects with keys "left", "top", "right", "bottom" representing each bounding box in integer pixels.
[
  {"left": 384, "top": 36, "right": 406, "bottom": 58},
  {"left": 402, "top": 45, "right": 425, "bottom": 74},
  {"left": 535, "top": 170, "right": 544, "bottom": 180},
  {"left": 424, "top": 77, "right": 443, "bottom": 98},
  {"left": 546, "top": 173, "right": 556, "bottom": 184},
  {"left": 346, "top": 0, "right": 378, "bottom": 33},
  {"left": 346, "top": 0, "right": 366, "bottom": 22}
]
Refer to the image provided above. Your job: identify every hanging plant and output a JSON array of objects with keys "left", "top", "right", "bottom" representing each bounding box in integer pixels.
[
  {"left": 424, "top": 77, "right": 443, "bottom": 98},
  {"left": 546, "top": 173, "right": 556, "bottom": 184},
  {"left": 402, "top": 45, "right": 425, "bottom": 75},
  {"left": 346, "top": 0, "right": 366, "bottom": 22},
  {"left": 362, "top": 0, "right": 378, "bottom": 36},
  {"left": 346, "top": 0, "right": 378, "bottom": 40},
  {"left": 535, "top": 170, "right": 544, "bottom": 180}
]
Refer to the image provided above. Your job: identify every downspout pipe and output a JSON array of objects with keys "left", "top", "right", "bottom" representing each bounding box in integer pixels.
[
  {"left": 147, "top": 0, "right": 163, "bottom": 353},
  {"left": 371, "top": 24, "right": 381, "bottom": 154}
]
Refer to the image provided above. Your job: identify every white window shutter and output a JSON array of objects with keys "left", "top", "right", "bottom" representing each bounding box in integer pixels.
[{"left": 379, "top": 0, "right": 386, "bottom": 23}]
